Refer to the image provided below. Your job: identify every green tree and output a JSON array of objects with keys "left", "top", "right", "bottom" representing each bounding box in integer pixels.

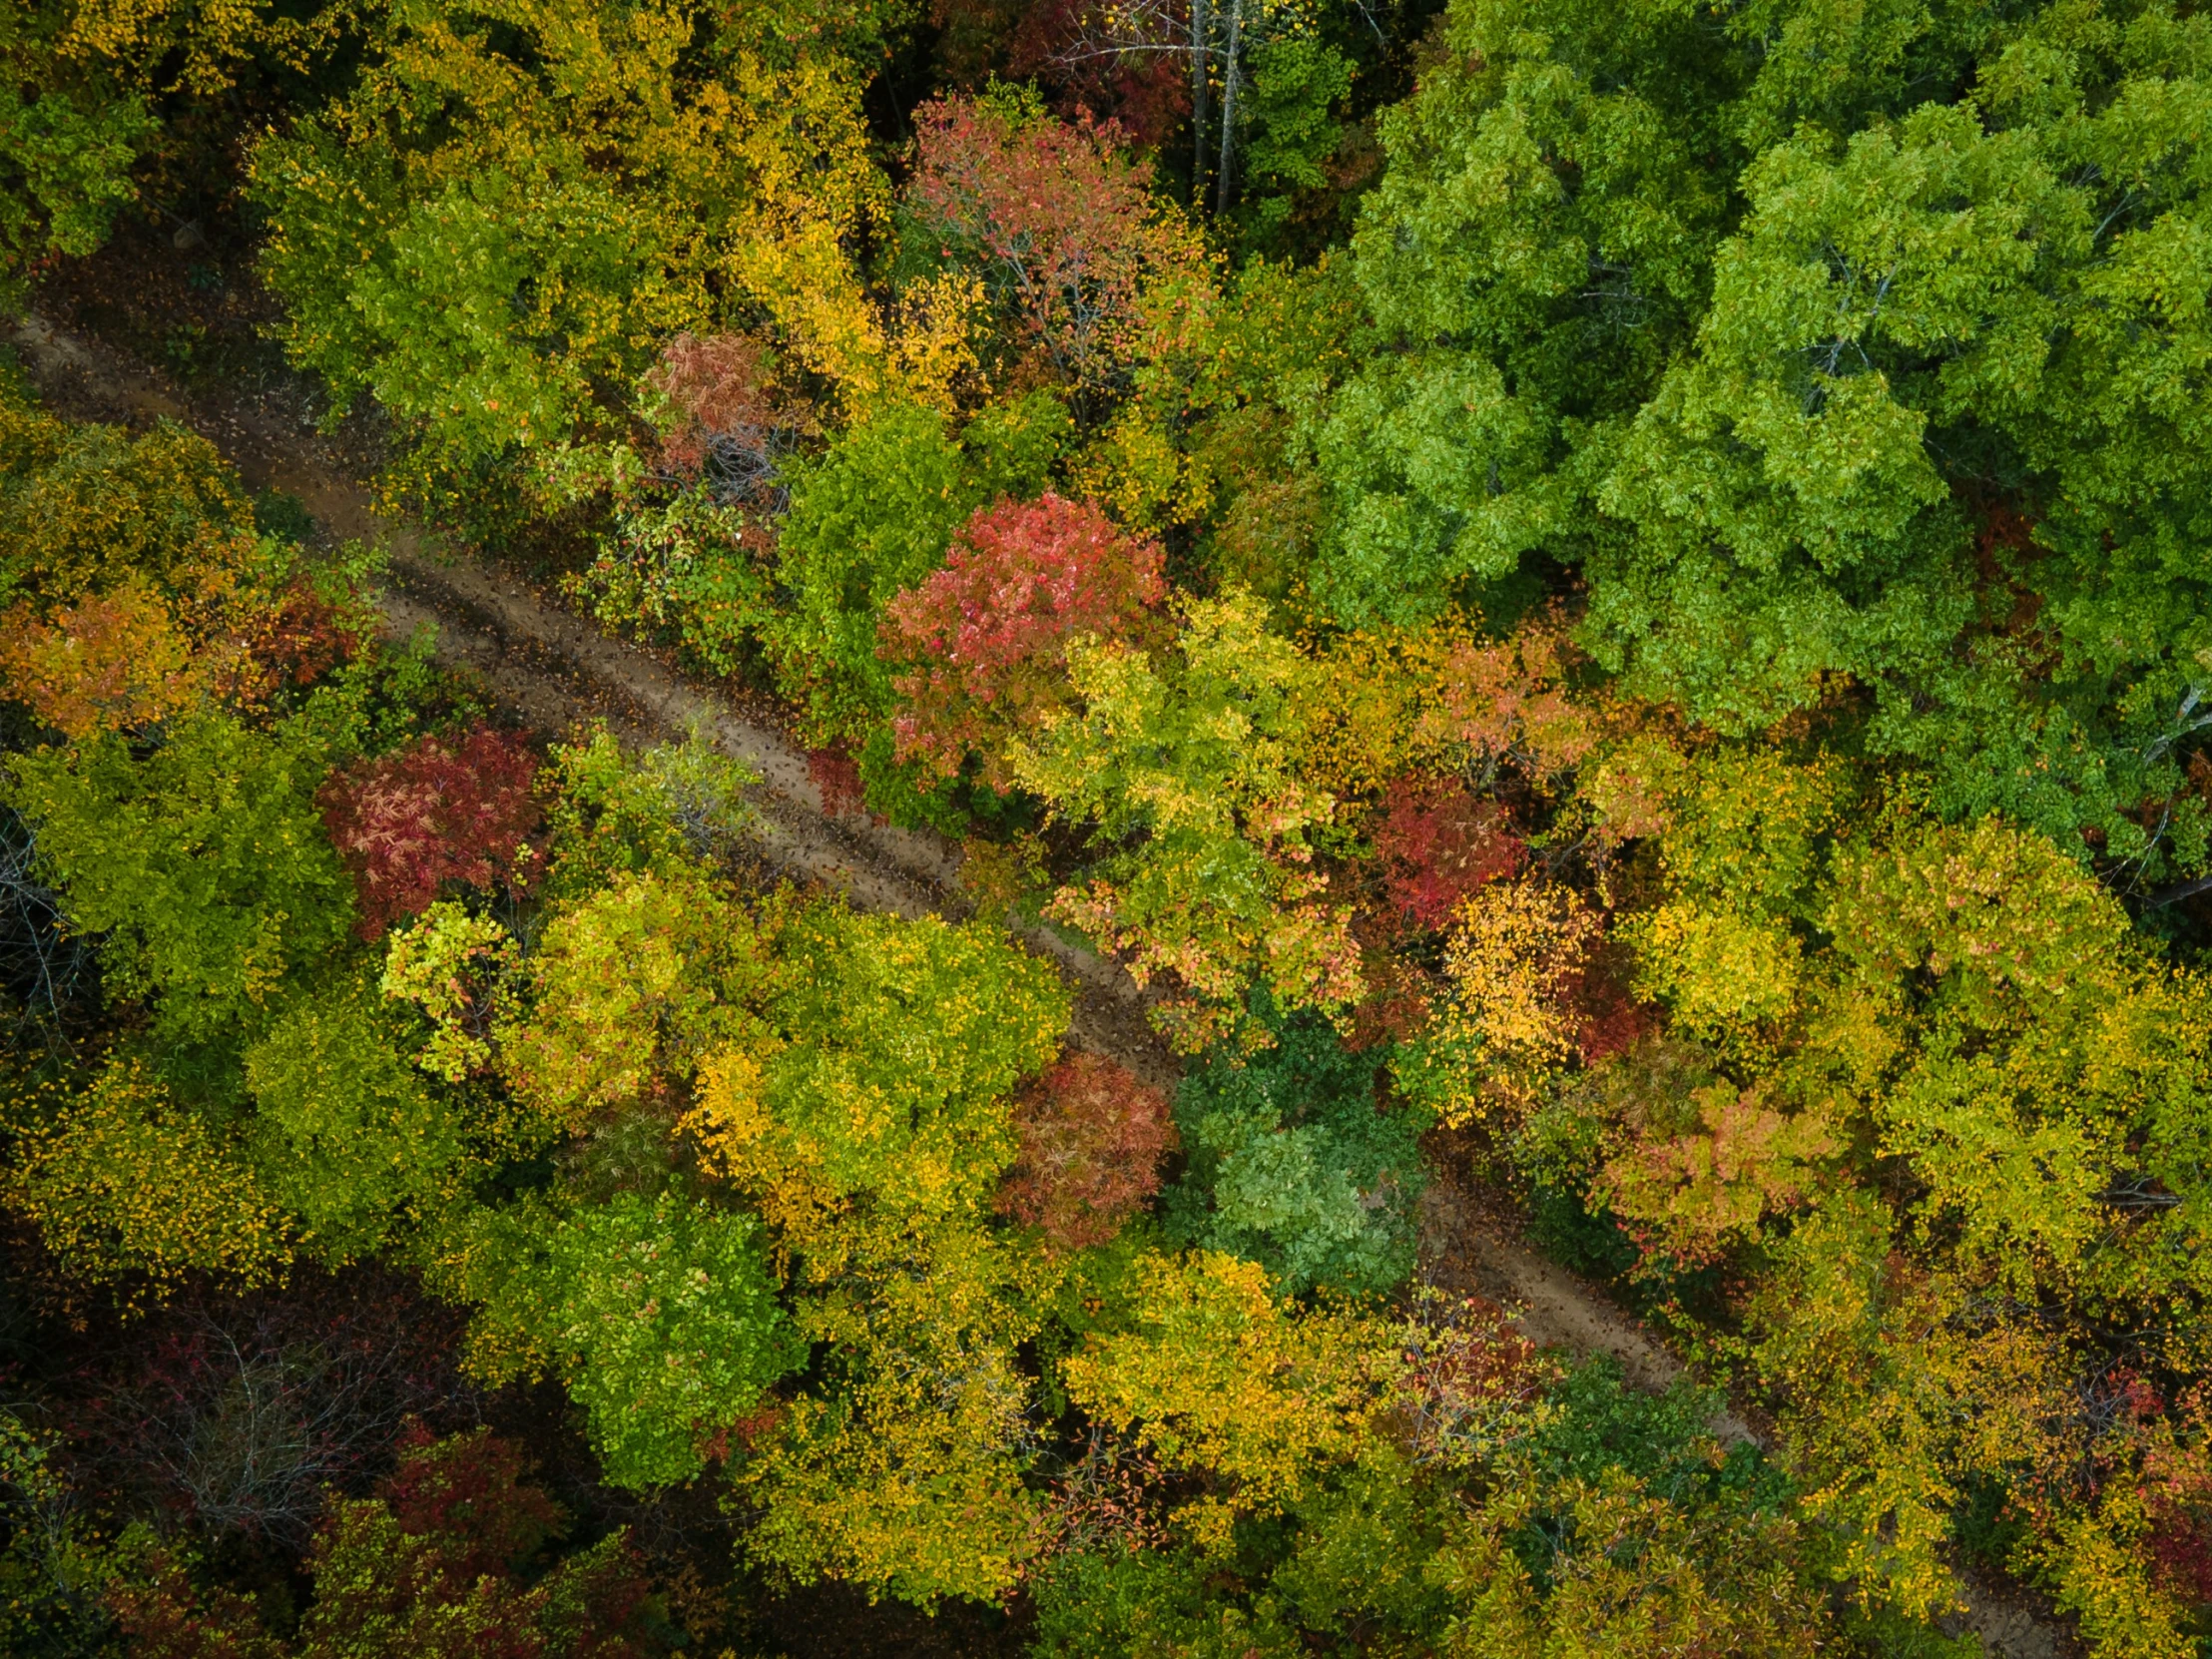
[
  {"left": 1165, "top": 1004, "right": 1424, "bottom": 1296},
  {"left": 5, "top": 713, "right": 354, "bottom": 1042},
  {"left": 243, "top": 979, "right": 467, "bottom": 1265},
  {"left": 1324, "top": 0, "right": 2212, "bottom": 869},
  {"left": 475, "top": 1191, "right": 797, "bottom": 1490},
  {"left": 686, "top": 902, "right": 1068, "bottom": 1603}
]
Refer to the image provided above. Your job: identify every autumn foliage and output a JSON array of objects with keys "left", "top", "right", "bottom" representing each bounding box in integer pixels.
[
  {"left": 0, "top": 582, "right": 203, "bottom": 739},
  {"left": 111, "top": 1427, "right": 657, "bottom": 1659},
  {"left": 883, "top": 492, "right": 1165, "bottom": 783},
  {"left": 647, "top": 332, "right": 802, "bottom": 506},
  {"left": 997, "top": 1050, "right": 1176, "bottom": 1248},
  {"left": 1371, "top": 775, "right": 1525, "bottom": 931},
  {"left": 319, "top": 726, "right": 542, "bottom": 938},
  {"left": 905, "top": 94, "right": 1207, "bottom": 387}
]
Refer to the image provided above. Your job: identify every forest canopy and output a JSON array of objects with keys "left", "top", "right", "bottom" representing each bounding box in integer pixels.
[{"left": 4, "top": 0, "right": 2212, "bottom": 1655}]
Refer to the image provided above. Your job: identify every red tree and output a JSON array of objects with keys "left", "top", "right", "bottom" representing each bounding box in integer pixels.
[
  {"left": 645, "top": 332, "right": 802, "bottom": 507},
  {"left": 319, "top": 725, "right": 542, "bottom": 939},
  {"left": 1372, "top": 776, "right": 1526, "bottom": 932},
  {"left": 928, "top": 0, "right": 1191, "bottom": 146},
  {"left": 882, "top": 492, "right": 1165, "bottom": 784},
  {"left": 227, "top": 581, "right": 374, "bottom": 705},
  {"left": 997, "top": 1051, "right": 1177, "bottom": 1249},
  {"left": 905, "top": 95, "right": 1207, "bottom": 388}
]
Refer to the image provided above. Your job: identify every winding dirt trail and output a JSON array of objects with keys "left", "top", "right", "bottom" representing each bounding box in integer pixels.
[{"left": 8, "top": 312, "right": 2066, "bottom": 1656}]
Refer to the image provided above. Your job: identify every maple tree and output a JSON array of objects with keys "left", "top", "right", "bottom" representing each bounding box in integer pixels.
[
  {"left": 883, "top": 491, "right": 1166, "bottom": 788},
  {"left": 902, "top": 88, "right": 1211, "bottom": 395},
  {"left": 319, "top": 724, "right": 541, "bottom": 939},
  {"left": 1370, "top": 774, "right": 1525, "bottom": 933},
  {"left": 0, "top": 580, "right": 203, "bottom": 740},
  {"left": 996, "top": 1050, "right": 1175, "bottom": 1250}
]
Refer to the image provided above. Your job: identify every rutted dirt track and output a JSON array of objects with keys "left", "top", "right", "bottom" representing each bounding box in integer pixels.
[{"left": 8, "top": 313, "right": 2065, "bottom": 1656}]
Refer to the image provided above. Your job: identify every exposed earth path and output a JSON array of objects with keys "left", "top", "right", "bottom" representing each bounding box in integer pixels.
[{"left": 9, "top": 311, "right": 2065, "bottom": 1657}]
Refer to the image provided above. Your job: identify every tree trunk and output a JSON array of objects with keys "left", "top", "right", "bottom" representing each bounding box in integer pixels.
[
  {"left": 1214, "top": 0, "right": 1245, "bottom": 217},
  {"left": 1190, "top": 0, "right": 1212, "bottom": 210}
]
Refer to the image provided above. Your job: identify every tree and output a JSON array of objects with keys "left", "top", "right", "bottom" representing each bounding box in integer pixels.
[
  {"left": 1434, "top": 1465, "right": 1825, "bottom": 1658},
  {"left": 1396, "top": 872, "right": 1600, "bottom": 1129},
  {"left": 243, "top": 981, "right": 468, "bottom": 1266},
  {"left": 0, "top": 1405, "right": 115, "bottom": 1655},
  {"left": 1597, "top": 1079, "right": 1838, "bottom": 1268},
  {"left": 378, "top": 901, "right": 518, "bottom": 1085},
  {"left": 499, "top": 869, "right": 764, "bottom": 1133},
  {"left": 1823, "top": 817, "right": 2208, "bottom": 1297},
  {"left": 0, "top": 580, "right": 203, "bottom": 740},
  {"left": 997, "top": 1050, "right": 1176, "bottom": 1250},
  {"left": 1164, "top": 1004, "right": 1424, "bottom": 1296},
  {"left": 1063, "top": 1250, "right": 1395, "bottom": 1548},
  {"left": 68, "top": 1274, "right": 474, "bottom": 1547},
  {"left": 248, "top": 0, "right": 889, "bottom": 477},
  {"left": 882, "top": 491, "right": 1166, "bottom": 786},
  {"left": 1232, "top": 34, "right": 1355, "bottom": 251},
  {"left": 4, "top": 1059, "right": 293, "bottom": 1297},
  {"left": 736, "top": 1210, "right": 1053, "bottom": 1607},
  {"left": 687, "top": 900, "right": 1070, "bottom": 1219},
  {"left": 684, "top": 901, "right": 1069, "bottom": 1604},
  {"left": 1320, "top": 0, "right": 2212, "bottom": 874},
  {"left": 1290, "top": 608, "right": 1597, "bottom": 809},
  {"left": 1370, "top": 775, "right": 1524, "bottom": 933},
  {"left": 901, "top": 88, "right": 1212, "bottom": 394},
  {"left": 112, "top": 1427, "right": 664, "bottom": 1658},
  {"left": 450, "top": 1192, "right": 798, "bottom": 1490},
  {"left": 0, "top": 0, "right": 162, "bottom": 306},
  {"left": 532, "top": 726, "right": 759, "bottom": 901},
  {"left": 0, "top": 392, "right": 257, "bottom": 615},
  {"left": 1007, "top": 589, "right": 1363, "bottom": 1047},
  {"left": 766, "top": 393, "right": 1070, "bottom": 747},
  {"left": 318, "top": 725, "right": 541, "bottom": 940},
  {"left": 4, "top": 712, "right": 355, "bottom": 1041}
]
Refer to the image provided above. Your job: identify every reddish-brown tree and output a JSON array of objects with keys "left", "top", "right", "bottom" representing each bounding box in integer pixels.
[
  {"left": 805, "top": 745, "right": 869, "bottom": 819},
  {"left": 318, "top": 726, "right": 542, "bottom": 939},
  {"left": 883, "top": 492, "right": 1165, "bottom": 784},
  {"left": 997, "top": 1050, "right": 1176, "bottom": 1249},
  {"left": 232, "top": 582, "right": 372, "bottom": 699},
  {"left": 645, "top": 332, "right": 804, "bottom": 508},
  {"left": 1009, "top": 0, "right": 1192, "bottom": 146},
  {"left": 905, "top": 95, "right": 1208, "bottom": 388}
]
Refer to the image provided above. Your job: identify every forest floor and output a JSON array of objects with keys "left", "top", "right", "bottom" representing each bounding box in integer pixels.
[{"left": 8, "top": 305, "right": 2068, "bottom": 1659}]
